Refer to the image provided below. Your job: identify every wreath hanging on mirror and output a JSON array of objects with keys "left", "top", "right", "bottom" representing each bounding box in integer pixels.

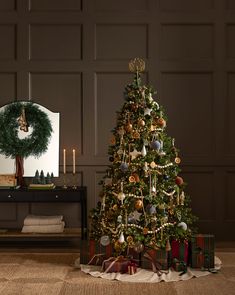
[{"left": 0, "top": 101, "right": 53, "bottom": 158}]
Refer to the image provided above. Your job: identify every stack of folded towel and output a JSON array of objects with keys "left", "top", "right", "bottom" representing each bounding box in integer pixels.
[{"left": 21, "top": 215, "right": 65, "bottom": 233}]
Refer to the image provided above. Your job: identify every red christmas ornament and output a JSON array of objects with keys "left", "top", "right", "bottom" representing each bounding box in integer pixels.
[{"left": 175, "top": 176, "right": 184, "bottom": 186}]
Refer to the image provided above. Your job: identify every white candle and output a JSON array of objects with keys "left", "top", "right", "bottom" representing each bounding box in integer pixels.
[
  {"left": 63, "top": 149, "right": 66, "bottom": 174},
  {"left": 72, "top": 149, "right": 76, "bottom": 174}
]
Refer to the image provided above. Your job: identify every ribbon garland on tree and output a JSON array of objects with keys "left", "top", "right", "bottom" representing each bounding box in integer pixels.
[{"left": 0, "top": 101, "right": 53, "bottom": 186}]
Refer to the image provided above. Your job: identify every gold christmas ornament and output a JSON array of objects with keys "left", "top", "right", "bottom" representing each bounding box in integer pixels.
[
  {"left": 129, "top": 58, "right": 145, "bottom": 73},
  {"left": 138, "top": 119, "right": 145, "bottom": 127},
  {"left": 125, "top": 123, "right": 133, "bottom": 132},
  {"left": 175, "top": 157, "right": 181, "bottom": 164},
  {"left": 110, "top": 136, "right": 116, "bottom": 145},
  {"left": 127, "top": 236, "right": 133, "bottom": 243},
  {"left": 157, "top": 118, "right": 166, "bottom": 127},
  {"left": 112, "top": 204, "right": 118, "bottom": 211},
  {"left": 169, "top": 209, "right": 174, "bottom": 215},
  {"left": 143, "top": 227, "right": 149, "bottom": 235},
  {"left": 133, "top": 173, "right": 140, "bottom": 182},
  {"left": 150, "top": 125, "right": 157, "bottom": 131},
  {"left": 117, "top": 192, "right": 126, "bottom": 202},
  {"left": 135, "top": 199, "right": 143, "bottom": 210},
  {"left": 132, "top": 131, "right": 140, "bottom": 139},
  {"left": 129, "top": 175, "right": 136, "bottom": 183},
  {"left": 150, "top": 161, "right": 156, "bottom": 168},
  {"left": 114, "top": 241, "right": 122, "bottom": 252}
]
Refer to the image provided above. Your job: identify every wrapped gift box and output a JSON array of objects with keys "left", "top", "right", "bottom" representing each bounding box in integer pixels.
[
  {"left": 126, "top": 247, "right": 140, "bottom": 266},
  {"left": 190, "top": 234, "right": 215, "bottom": 269},
  {"left": 102, "top": 256, "right": 130, "bottom": 273},
  {"left": 141, "top": 248, "right": 169, "bottom": 271},
  {"left": 172, "top": 258, "right": 187, "bottom": 272},
  {"left": 127, "top": 262, "right": 137, "bottom": 275},
  {"left": 80, "top": 239, "right": 112, "bottom": 265},
  {"left": 170, "top": 239, "right": 189, "bottom": 265}
]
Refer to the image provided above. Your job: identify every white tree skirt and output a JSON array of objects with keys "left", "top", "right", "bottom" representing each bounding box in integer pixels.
[{"left": 78, "top": 256, "right": 221, "bottom": 283}]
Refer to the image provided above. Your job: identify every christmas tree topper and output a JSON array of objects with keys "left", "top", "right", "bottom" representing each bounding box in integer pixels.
[{"left": 129, "top": 58, "right": 145, "bottom": 73}]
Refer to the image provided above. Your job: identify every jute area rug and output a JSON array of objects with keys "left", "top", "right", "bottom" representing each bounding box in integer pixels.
[{"left": 0, "top": 252, "right": 234, "bottom": 295}]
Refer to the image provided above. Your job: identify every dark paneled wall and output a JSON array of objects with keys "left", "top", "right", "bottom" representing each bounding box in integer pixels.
[{"left": 0, "top": 0, "right": 234, "bottom": 240}]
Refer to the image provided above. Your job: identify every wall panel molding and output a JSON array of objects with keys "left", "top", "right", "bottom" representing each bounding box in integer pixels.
[
  {"left": 226, "top": 24, "right": 235, "bottom": 59},
  {"left": 94, "top": 72, "right": 148, "bottom": 157},
  {"left": 29, "top": 24, "right": 82, "bottom": 61},
  {"left": 0, "top": 24, "right": 16, "bottom": 60},
  {"left": 95, "top": 24, "right": 148, "bottom": 60},
  {"left": 0, "top": 72, "right": 17, "bottom": 101},
  {"left": 181, "top": 170, "right": 216, "bottom": 222},
  {"left": 0, "top": 0, "right": 234, "bottom": 240},
  {"left": 0, "top": 0, "right": 16, "bottom": 11},
  {"left": 160, "top": 24, "right": 214, "bottom": 60},
  {"left": 29, "top": 72, "right": 83, "bottom": 153},
  {"left": 226, "top": 0, "right": 235, "bottom": 10},
  {"left": 29, "top": 0, "right": 82, "bottom": 12},
  {"left": 159, "top": 0, "right": 214, "bottom": 11},
  {"left": 94, "top": 0, "right": 149, "bottom": 11},
  {"left": 161, "top": 71, "right": 214, "bottom": 157},
  {"left": 226, "top": 72, "right": 235, "bottom": 156},
  {"left": 225, "top": 171, "right": 235, "bottom": 221}
]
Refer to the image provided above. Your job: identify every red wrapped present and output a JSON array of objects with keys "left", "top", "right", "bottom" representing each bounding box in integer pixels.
[
  {"left": 127, "top": 262, "right": 137, "bottom": 275},
  {"left": 191, "top": 234, "right": 214, "bottom": 269},
  {"left": 126, "top": 247, "right": 140, "bottom": 266},
  {"left": 102, "top": 256, "right": 130, "bottom": 273},
  {"left": 80, "top": 239, "right": 113, "bottom": 265},
  {"left": 170, "top": 239, "right": 189, "bottom": 264},
  {"left": 141, "top": 248, "right": 169, "bottom": 272}
]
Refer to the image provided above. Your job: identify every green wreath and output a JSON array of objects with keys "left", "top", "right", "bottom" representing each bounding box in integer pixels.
[{"left": 0, "top": 101, "right": 53, "bottom": 158}]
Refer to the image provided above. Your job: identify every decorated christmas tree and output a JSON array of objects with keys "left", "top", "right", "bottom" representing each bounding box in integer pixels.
[{"left": 90, "top": 58, "right": 197, "bottom": 256}]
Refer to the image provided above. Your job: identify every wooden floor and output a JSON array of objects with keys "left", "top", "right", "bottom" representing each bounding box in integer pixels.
[{"left": 215, "top": 241, "right": 235, "bottom": 252}]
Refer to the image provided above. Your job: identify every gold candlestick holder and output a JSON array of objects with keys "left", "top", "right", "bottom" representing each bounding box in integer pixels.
[
  {"left": 63, "top": 174, "right": 67, "bottom": 189},
  {"left": 72, "top": 172, "right": 77, "bottom": 189}
]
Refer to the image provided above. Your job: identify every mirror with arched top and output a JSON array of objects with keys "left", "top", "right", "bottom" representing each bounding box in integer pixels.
[{"left": 0, "top": 101, "right": 60, "bottom": 177}]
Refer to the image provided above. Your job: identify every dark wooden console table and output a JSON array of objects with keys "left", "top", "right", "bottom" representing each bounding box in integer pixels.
[{"left": 0, "top": 186, "right": 87, "bottom": 239}]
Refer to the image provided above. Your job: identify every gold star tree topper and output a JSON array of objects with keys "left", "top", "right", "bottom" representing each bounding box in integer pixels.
[{"left": 128, "top": 58, "right": 145, "bottom": 73}]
